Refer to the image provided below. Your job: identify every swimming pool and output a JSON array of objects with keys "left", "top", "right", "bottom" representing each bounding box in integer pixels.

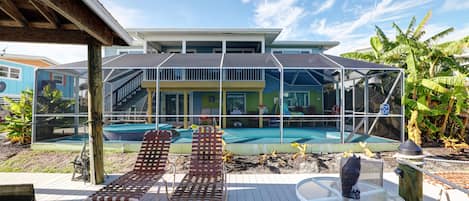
[
  {"left": 103, "top": 123, "right": 172, "bottom": 141},
  {"left": 49, "top": 127, "right": 396, "bottom": 144}
]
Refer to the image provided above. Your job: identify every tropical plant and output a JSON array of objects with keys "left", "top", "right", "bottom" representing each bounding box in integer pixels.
[
  {"left": 342, "top": 11, "right": 469, "bottom": 146},
  {"left": 0, "top": 89, "right": 33, "bottom": 144},
  {"left": 291, "top": 142, "right": 307, "bottom": 160}
]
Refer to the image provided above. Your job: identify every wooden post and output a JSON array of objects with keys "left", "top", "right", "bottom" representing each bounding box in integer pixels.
[
  {"left": 87, "top": 40, "right": 104, "bottom": 185},
  {"left": 398, "top": 163, "right": 423, "bottom": 201},
  {"left": 183, "top": 91, "right": 188, "bottom": 128},
  {"left": 222, "top": 90, "right": 227, "bottom": 128},
  {"left": 147, "top": 89, "right": 152, "bottom": 123},
  {"left": 259, "top": 90, "right": 263, "bottom": 128}
]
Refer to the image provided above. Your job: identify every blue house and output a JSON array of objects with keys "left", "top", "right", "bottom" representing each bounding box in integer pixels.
[{"left": 0, "top": 54, "right": 76, "bottom": 119}]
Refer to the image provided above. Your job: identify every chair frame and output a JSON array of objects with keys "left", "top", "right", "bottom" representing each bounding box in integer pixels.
[
  {"left": 88, "top": 130, "right": 175, "bottom": 201},
  {"left": 166, "top": 126, "right": 227, "bottom": 201}
]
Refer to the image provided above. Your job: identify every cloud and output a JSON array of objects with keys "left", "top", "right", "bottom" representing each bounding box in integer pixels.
[
  {"left": 254, "top": 0, "right": 305, "bottom": 39},
  {"left": 442, "top": 0, "right": 469, "bottom": 11},
  {"left": 312, "top": 0, "right": 335, "bottom": 15},
  {"left": 241, "top": 0, "right": 251, "bottom": 4},
  {"left": 99, "top": 0, "right": 147, "bottom": 28},
  {"left": 311, "top": 0, "right": 431, "bottom": 55}
]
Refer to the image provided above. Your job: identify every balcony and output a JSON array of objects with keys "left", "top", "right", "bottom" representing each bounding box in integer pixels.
[{"left": 145, "top": 69, "right": 265, "bottom": 81}]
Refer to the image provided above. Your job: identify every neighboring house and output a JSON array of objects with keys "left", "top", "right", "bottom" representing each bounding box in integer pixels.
[
  {"left": 0, "top": 54, "right": 76, "bottom": 120},
  {"left": 98, "top": 28, "right": 340, "bottom": 127}
]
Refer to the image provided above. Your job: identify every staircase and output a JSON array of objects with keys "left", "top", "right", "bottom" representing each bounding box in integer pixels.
[{"left": 112, "top": 71, "right": 145, "bottom": 111}]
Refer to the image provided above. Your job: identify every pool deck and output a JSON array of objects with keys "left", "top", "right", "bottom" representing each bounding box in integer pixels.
[{"left": 0, "top": 172, "right": 467, "bottom": 201}]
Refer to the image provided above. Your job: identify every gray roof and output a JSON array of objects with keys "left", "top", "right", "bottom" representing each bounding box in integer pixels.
[
  {"left": 53, "top": 53, "right": 398, "bottom": 70},
  {"left": 161, "top": 54, "right": 222, "bottom": 67},
  {"left": 223, "top": 53, "right": 280, "bottom": 67}
]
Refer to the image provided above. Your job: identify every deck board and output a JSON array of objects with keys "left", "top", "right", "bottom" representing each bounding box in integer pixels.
[{"left": 0, "top": 172, "right": 463, "bottom": 201}]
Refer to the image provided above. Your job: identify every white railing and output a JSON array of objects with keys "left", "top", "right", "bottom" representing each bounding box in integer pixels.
[{"left": 145, "top": 69, "right": 264, "bottom": 81}]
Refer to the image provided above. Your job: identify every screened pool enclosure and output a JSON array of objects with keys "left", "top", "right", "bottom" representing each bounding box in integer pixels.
[{"left": 32, "top": 53, "right": 404, "bottom": 145}]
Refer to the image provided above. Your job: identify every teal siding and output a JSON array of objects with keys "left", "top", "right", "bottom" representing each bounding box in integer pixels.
[{"left": 0, "top": 60, "right": 35, "bottom": 96}]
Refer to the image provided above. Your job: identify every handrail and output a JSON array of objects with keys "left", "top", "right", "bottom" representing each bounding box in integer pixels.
[{"left": 112, "top": 71, "right": 144, "bottom": 108}]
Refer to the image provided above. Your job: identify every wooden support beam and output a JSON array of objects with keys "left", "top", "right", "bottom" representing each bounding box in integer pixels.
[
  {"left": 147, "top": 89, "right": 153, "bottom": 123},
  {"left": 398, "top": 164, "right": 423, "bottom": 201},
  {"left": 87, "top": 40, "right": 104, "bottom": 185},
  {"left": 0, "top": 27, "right": 91, "bottom": 44},
  {"left": 40, "top": 0, "right": 114, "bottom": 45},
  {"left": 0, "top": 0, "right": 28, "bottom": 27},
  {"left": 30, "top": 0, "right": 59, "bottom": 29}
]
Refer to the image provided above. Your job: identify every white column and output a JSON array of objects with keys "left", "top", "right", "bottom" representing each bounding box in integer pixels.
[
  {"left": 222, "top": 40, "right": 227, "bottom": 54},
  {"left": 182, "top": 40, "right": 187, "bottom": 54},
  {"left": 364, "top": 76, "right": 369, "bottom": 135},
  {"left": 280, "top": 67, "right": 284, "bottom": 143},
  {"left": 74, "top": 76, "right": 80, "bottom": 135},
  {"left": 340, "top": 69, "right": 345, "bottom": 143},
  {"left": 143, "top": 40, "right": 148, "bottom": 53},
  {"left": 261, "top": 39, "right": 265, "bottom": 53}
]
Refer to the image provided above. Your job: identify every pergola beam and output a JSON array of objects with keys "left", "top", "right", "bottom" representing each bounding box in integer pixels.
[
  {"left": 0, "top": 27, "right": 91, "bottom": 44},
  {"left": 40, "top": 0, "right": 114, "bottom": 45},
  {"left": 0, "top": 0, "right": 28, "bottom": 27},
  {"left": 30, "top": 0, "right": 59, "bottom": 29}
]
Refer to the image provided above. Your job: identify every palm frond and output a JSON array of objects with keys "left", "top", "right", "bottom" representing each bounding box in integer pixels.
[
  {"left": 392, "top": 22, "right": 405, "bottom": 37},
  {"left": 413, "top": 10, "right": 432, "bottom": 40},
  {"left": 405, "top": 16, "right": 417, "bottom": 37},
  {"left": 424, "top": 27, "right": 454, "bottom": 44},
  {"left": 375, "top": 26, "right": 390, "bottom": 45}
]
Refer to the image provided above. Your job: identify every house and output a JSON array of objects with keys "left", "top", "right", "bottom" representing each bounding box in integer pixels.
[
  {"left": 49, "top": 28, "right": 404, "bottom": 145},
  {"left": 101, "top": 28, "right": 340, "bottom": 128},
  {"left": 0, "top": 54, "right": 77, "bottom": 120}
]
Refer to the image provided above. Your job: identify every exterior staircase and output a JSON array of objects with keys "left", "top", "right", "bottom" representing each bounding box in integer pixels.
[{"left": 112, "top": 71, "right": 145, "bottom": 111}]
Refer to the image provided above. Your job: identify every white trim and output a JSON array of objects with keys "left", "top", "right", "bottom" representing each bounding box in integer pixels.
[
  {"left": 81, "top": 0, "right": 133, "bottom": 45},
  {"left": 226, "top": 93, "right": 247, "bottom": 114},
  {"left": 271, "top": 48, "right": 312, "bottom": 54},
  {"left": 283, "top": 91, "right": 310, "bottom": 107},
  {"left": 52, "top": 73, "right": 64, "bottom": 86},
  {"left": 116, "top": 48, "right": 144, "bottom": 55}
]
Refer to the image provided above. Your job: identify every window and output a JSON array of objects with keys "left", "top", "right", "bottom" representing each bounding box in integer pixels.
[
  {"left": 0, "top": 66, "right": 7, "bottom": 78},
  {"left": 284, "top": 92, "right": 309, "bottom": 107},
  {"left": 0, "top": 66, "right": 21, "bottom": 80},
  {"left": 271, "top": 49, "right": 312, "bottom": 54},
  {"left": 227, "top": 93, "right": 246, "bottom": 115},
  {"left": 52, "top": 73, "right": 64, "bottom": 85},
  {"left": 117, "top": 49, "right": 144, "bottom": 55},
  {"left": 10, "top": 68, "right": 20, "bottom": 79}
]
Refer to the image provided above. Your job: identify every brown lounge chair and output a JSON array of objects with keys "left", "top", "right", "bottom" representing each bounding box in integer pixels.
[
  {"left": 88, "top": 130, "right": 174, "bottom": 201},
  {"left": 167, "top": 126, "right": 227, "bottom": 201}
]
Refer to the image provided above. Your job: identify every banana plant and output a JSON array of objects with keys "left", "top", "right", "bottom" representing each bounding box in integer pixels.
[
  {"left": 0, "top": 89, "right": 33, "bottom": 144},
  {"left": 342, "top": 10, "right": 469, "bottom": 146}
]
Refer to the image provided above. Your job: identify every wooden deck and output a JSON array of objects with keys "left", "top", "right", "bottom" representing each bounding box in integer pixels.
[{"left": 0, "top": 172, "right": 466, "bottom": 201}]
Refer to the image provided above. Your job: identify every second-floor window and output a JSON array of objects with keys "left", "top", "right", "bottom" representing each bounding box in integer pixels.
[
  {"left": 52, "top": 73, "right": 64, "bottom": 85},
  {"left": 0, "top": 66, "right": 21, "bottom": 80}
]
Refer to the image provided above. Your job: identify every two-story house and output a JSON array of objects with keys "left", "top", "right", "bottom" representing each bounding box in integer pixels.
[{"left": 99, "top": 28, "right": 339, "bottom": 128}]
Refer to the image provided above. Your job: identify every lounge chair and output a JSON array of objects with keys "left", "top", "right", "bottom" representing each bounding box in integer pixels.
[
  {"left": 88, "top": 130, "right": 174, "bottom": 201},
  {"left": 167, "top": 126, "right": 227, "bottom": 201}
]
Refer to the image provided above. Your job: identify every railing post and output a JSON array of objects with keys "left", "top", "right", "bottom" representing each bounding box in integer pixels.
[{"left": 395, "top": 140, "right": 425, "bottom": 201}]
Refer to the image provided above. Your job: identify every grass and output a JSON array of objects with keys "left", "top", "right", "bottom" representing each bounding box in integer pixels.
[{"left": 0, "top": 150, "right": 137, "bottom": 173}]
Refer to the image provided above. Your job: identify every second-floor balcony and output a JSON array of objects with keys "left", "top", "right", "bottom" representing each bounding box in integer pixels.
[{"left": 145, "top": 69, "right": 265, "bottom": 81}]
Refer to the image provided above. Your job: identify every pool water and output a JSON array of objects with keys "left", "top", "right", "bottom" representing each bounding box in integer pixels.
[{"left": 48, "top": 127, "right": 396, "bottom": 144}]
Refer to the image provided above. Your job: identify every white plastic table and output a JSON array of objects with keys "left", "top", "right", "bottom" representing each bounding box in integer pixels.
[{"left": 296, "top": 177, "right": 404, "bottom": 201}]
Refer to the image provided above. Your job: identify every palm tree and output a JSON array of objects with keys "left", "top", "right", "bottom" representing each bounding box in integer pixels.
[{"left": 342, "top": 11, "right": 469, "bottom": 146}]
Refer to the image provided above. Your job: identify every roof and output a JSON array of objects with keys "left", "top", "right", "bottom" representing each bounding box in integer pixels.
[
  {"left": 0, "top": 54, "right": 58, "bottom": 67},
  {"left": 0, "top": 0, "right": 132, "bottom": 46},
  {"left": 82, "top": 0, "right": 133, "bottom": 45},
  {"left": 127, "top": 28, "right": 282, "bottom": 44},
  {"left": 54, "top": 53, "right": 398, "bottom": 70},
  {"left": 270, "top": 41, "right": 340, "bottom": 49}
]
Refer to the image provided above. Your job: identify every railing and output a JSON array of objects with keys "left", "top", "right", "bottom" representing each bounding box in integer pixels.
[
  {"left": 145, "top": 69, "right": 264, "bottom": 81},
  {"left": 112, "top": 71, "right": 144, "bottom": 107}
]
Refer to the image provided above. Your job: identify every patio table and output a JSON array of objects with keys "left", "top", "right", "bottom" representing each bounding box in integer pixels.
[{"left": 296, "top": 176, "right": 403, "bottom": 201}]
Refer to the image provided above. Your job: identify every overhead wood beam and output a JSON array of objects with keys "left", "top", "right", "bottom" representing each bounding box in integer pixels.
[
  {"left": 30, "top": 0, "right": 59, "bottom": 29},
  {"left": 40, "top": 0, "right": 113, "bottom": 45},
  {"left": 0, "top": 27, "right": 90, "bottom": 44},
  {"left": 0, "top": 0, "right": 28, "bottom": 27}
]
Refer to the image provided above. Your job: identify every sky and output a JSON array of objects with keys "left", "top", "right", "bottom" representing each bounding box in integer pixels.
[{"left": 0, "top": 0, "right": 468, "bottom": 64}]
